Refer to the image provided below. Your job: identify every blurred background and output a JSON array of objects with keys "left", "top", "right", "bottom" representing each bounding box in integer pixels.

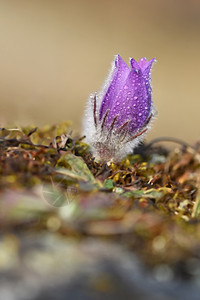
[{"left": 0, "top": 0, "right": 200, "bottom": 143}]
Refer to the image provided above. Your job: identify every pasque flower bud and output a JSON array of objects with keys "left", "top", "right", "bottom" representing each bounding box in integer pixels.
[{"left": 83, "top": 55, "right": 156, "bottom": 162}]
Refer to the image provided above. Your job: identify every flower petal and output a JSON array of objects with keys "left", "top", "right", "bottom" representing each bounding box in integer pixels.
[
  {"left": 142, "top": 58, "right": 155, "bottom": 103},
  {"left": 107, "top": 65, "right": 150, "bottom": 133},
  {"left": 142, "top": 58, "right": 155, "bottom": 73},
  {"left": 130, "top": 58, "right": 140, "bottom": 71},
  {"left": 99, "top": 55, "right": 129, "bottom": 121},
  {"left": 138, "top": 57, "right": 147, "bottom": 70}
]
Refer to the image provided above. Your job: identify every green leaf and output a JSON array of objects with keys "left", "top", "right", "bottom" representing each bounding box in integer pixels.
[
  {"left": 56, "top": 168, "right": 85, "bottom": 181},
  {"left": 104, "top": 179, "right": 114, "bottom": 190},
  {"left": 192, "top": 189, "right": 200, "bottom": 218},
  {"left": 123, "top": 187, "right": 171, "bottom": 200},
  {"left": 57, "top": 153, "right": 97, "bottom": 184}
]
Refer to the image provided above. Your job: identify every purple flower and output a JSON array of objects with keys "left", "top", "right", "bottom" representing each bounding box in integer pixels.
[{"left": 83, "top": 55, "right": 156, "bottom": 162}]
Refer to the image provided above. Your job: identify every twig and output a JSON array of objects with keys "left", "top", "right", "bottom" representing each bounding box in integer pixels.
[{"left": 146, "top": 137, "right": 195, "bottom": 150}]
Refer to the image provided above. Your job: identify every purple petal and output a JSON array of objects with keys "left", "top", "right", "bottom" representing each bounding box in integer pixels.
[
  {"left": 133, "top": 58, "right": 155, "bottom": 123},
  {"left": 99, "top": 55, "right": 129, "bottom": 120},
  {"left": 137, "top": 57, "right": 155, "bottom": 73},
  {"left": 107, "top": 66, "right": 149, "bottom": 133},
  {"left": 130, "top": 58, "right": 140, "bottom": 71},
  {"left": 142, "top": 58, "right": 155, "bottom": 102},
  {"left": 138, "top": 57, "right": 147, "bottom": 70},
  {"left": 142, "top": 58, "right": 155, "bottom": 72}
]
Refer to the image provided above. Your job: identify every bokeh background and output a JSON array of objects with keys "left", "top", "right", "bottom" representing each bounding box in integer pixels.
[{"left": 0, "top": 0, "right": 200, "bottom": 143}]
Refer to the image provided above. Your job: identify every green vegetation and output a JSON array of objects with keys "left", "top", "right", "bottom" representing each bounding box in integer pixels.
[{"left": 1, "top": 122, "right": 200, "bottom": 272}]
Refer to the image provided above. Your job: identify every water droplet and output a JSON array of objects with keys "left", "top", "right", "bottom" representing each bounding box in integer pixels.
[
  {"left": 134, "top": 96, "right": 138, "bottom": 100},
  {"left": 138, "top": 113, "right": 142, "bottom": 116},
  {"left": 124, "top": 85, "right": 128, "bottom": 90}
]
